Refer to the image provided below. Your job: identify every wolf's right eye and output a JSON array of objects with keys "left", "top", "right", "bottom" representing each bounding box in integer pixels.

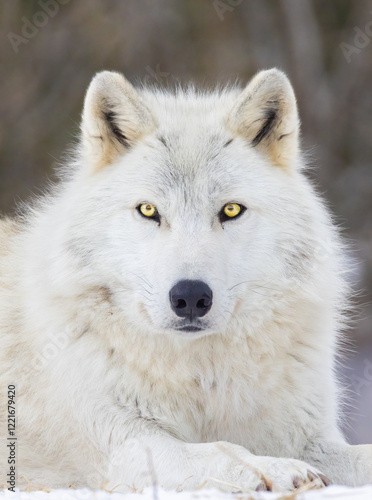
[
  {"left": 137, "top": 203, "right": 160, "bottom": 224},
  {"left": 219, "top": 203, "right": 246, "bottom": 223}
]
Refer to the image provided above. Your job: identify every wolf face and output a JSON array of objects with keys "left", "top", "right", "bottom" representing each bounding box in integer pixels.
[{"left": 53, "top": 70, "right": 335, "bottom": 339}]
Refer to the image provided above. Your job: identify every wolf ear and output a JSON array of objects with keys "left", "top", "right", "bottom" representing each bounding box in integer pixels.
[
  {"left": 228, "top": 69, "right": 300, "bottom": 169},
  {"left": 81, "top": 71, "right": 155, "bottom": 170}
]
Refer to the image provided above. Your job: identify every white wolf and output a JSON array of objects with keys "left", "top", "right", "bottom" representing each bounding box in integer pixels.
[{"left": 0, "top": 69, "right": 371, "bottom": 493}]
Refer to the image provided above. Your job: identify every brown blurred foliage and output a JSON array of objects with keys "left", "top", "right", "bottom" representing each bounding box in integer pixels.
[{"left": 0, "top": 0, "right": 371, "bottom": 441}]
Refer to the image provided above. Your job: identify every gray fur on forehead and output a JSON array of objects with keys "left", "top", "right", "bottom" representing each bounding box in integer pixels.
[{"left": 146, "top": 133, "right": 235, "bottom": 199}]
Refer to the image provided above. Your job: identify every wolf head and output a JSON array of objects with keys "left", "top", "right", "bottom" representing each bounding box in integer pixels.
[{"left": 51, "top": 69, "right": 339, "bottom": 339}]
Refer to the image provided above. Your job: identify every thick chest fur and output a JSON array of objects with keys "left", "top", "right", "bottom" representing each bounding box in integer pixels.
[{"left": 111, "top": 331, "right": 324, "bottom": 458}]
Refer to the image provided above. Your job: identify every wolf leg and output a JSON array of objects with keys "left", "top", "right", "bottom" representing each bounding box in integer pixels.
[
  {"left": 102, "top": 432, "right": 328, "bottom": 492},
  {"left": 302, "top": 440, "right": 372, "bottom": 486}
]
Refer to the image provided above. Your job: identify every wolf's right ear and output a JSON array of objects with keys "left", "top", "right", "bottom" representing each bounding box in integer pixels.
[
  {"left": 81, "top": 71, "right": 155, "bottom": 171},
  {"left": 227, "top": 69, "right": 300, "bottom": 169}
]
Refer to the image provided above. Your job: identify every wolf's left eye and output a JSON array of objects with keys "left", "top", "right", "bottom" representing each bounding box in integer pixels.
[
  {"left": 137, "top": 203, "right": 160, "bottom": 223},
  {"left": 219, "top": 203, "right": 246, "bottom": 223}
]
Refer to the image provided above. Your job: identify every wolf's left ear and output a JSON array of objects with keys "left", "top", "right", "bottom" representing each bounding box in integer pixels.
[
  {"left": 228, "top": 69, "right": 300, "bottom": 169},
  {"left": 81, "top": 71, "right": 155, "bottom": 170}
]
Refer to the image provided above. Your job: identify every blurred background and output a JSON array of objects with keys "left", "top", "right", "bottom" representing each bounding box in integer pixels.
[{"left": 0, "top": 0, "right": 371, "bottom": 442}]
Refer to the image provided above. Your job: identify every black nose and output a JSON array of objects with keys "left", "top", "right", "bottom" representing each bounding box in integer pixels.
[{"left": 169, "top": 280, "right": 213, "bottom": 320}]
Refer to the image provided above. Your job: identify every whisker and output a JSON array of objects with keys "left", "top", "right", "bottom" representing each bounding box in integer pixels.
[
  {"left": 228, "top": 280, "right": 250, "bottom": 292},
  {"left": 128, "top": 272, "right": 154, "bottom": 289},
  {"left": 138, "top": 295, "right": 156, "bottom": 303},
  {"left": 116, "top": 285, "right": 154, "bottom": 297},
  {"left": 229, "top": 280, "right": 284, "bottom": 295},
  {"left": 250, "top": 282, "right": 284, "bottom": 293},
  {"left": 138, "top": 287, "right": 154, "bottom": 296}
]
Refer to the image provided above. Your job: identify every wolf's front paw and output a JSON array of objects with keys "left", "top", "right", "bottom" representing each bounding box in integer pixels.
[
  {"left": 255, "top": 456, "right": 330, "bottom": 492},
  {"left": 191, "top": 443, "right": 331, "bottom": 493}
]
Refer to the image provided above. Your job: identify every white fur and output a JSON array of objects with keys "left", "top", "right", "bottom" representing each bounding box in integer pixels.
[{"left": 0, "top": 69, "right": 371, "bottom": 493}]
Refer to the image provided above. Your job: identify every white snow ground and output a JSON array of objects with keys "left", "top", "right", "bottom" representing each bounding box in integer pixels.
[{"left": 2, "top": 485, "right": 372, "bottom": 500}]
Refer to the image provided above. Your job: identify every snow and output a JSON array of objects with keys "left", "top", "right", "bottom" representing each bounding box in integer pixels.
[{"left": 2, "top": 486, "right": 372, "bottom": 500}]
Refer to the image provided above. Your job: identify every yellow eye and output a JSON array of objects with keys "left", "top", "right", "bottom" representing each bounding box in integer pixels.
[
  {"left": 223, "top": 203, "right": 241, "bottom": 218},
  {"left": 139, "top": 203, "right": 157, "bottom": 218}
]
